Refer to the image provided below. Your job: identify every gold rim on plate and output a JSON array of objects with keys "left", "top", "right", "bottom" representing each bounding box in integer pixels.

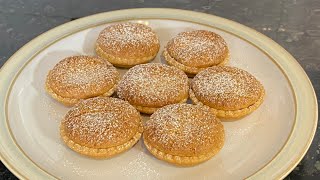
[{"left": 0, "top": 8, "right": 317, "bottom": 180}]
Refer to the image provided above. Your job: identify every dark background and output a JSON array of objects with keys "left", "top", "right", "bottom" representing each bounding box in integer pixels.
[{"left": 0, "top": 0, "right": 319, "bottom": 179}]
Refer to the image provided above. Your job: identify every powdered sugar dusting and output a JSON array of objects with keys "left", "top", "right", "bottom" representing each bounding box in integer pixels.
[
  {"left": 196, "top": 72, "right": 245, "bottom": 96},
  {"left": 144, "top": 104, "right": 224, "bottom": 156},
  {"left": 48, "top": 56, "right": 119, "bottom": 98},
  {"left": 192, "top": 66, "right": 263, "bottom": 110},
  {"left": 117, "top": 63, "right": 189, "bottom": 107},
  {"left": 62, "top": 97, "right": 141, "bottom": 148},
  {"left": 166, "top": 30, "right": 228, "bottom": 67},
  {"left": 97, "top": 22, "right": 159, "bottom": 57}
]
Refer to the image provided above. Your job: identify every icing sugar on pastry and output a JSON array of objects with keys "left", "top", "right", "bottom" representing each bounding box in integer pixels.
[
  {"left": 190, "top": 66, "right": 265, "bottom": 118},
  {"left": 95, "top": 22, "right": 160, "bottom": 67},
  {"left": 166, "top": 30, "right": 228, "bottom": 67},
  {"left": 117, "top": 63, "right": 189, "bottom": 114},
  {"left": 143, "top": 104, "right": 224, "bottom": 166},
  {"left": 60, "top": 97, "right": 143, "bottom": 158},
  {"left": 98, "top": 22, "right": 159, "bottom": 48},
  {"left": 45, "top": 55, "right": 119, "bottom": 106}
]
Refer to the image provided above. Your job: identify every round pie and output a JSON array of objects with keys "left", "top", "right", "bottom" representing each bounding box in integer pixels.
[
  {"left": 143, "top": 103, "right": 225, "bottom": 166},
  {"left": 190, "top": 66, "right": 265, "bottom": 118},
  {"left": 45, "top": 55, "right": 120, "bottom": 106},
  {"left": 95, "top": 22, "right": 160, "bottom": 67},
  {"left": 60, "top": 97, "right": 143, "bottom": 158},
  {"left": 117, "top": 63, "right": 189, "bottom": 114},
  {"left": 163, "top": 30, "right": 229, "bottom": 76}
]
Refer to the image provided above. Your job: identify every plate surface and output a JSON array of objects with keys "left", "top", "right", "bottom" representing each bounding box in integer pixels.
[{"left": 0, "top": 9, "right": 317, "bottom": 180}]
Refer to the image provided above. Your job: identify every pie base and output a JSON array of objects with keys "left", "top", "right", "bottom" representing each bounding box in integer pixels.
[
  {"left": 95, "top": 44, "right": 157, "bottom": 68},
  {"left": 132, "top": 98, "right": 188, "bottom": 114},
  {"left": 163, "top": 49, "right": 229, "bottom": 76},
  {"left": 143, "top": 138, "right": 221, "bottom": 166},
  {"left": 60, "top": 125, "right": 142, "bottom": 158},
  {"left": 189, "top": 88, "right": 265, "bottom": 119},
  {"left": 45, "top": 80, "right": 118, "bottom": 106}
]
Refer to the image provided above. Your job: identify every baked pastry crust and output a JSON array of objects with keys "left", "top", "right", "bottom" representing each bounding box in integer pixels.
[
  {"left": 95, "top": 44, "right": 157, "bottom": 68},
  {"left": 117, "top": 63, "right": 189, "bottom": 114},
  {"left": 95, "top": 22, "right": 160, "bottom": 67},
  {"left": 190, "top": 88, "right": 265, "bottom": 119},
  {"left": 60, "top": 97, "right": 143, "bottom": 158},
  {"left": 164, "top": 30, "right": 229, "bottom": 75},
  {"left": 133, "top": 98, "right": 188, "bottom": 114},
  {"left": 143, "top": 104, "right": 224, "bottom": 166},
  {"left": 45, "top": 55, "right": 120, "bottom": 106},
  {"left": 61, "top": 125, "right": 142, "bottom": 158},
  {"left": 144, "top": 137, "right": 220, "bottom": 166},
  {"left": 45, "top": 79, "right": 117, "bottom": 106},
  {"left": 163, "top": 48, "right": 229, "bottom": 76},
  {"left": 190, "top": 66, "right": 265, "bottom": 118}
]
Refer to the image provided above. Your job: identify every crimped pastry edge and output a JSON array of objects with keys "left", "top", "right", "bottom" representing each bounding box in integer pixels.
[
  {"left": 95, "top": 44, "right": 158, "bottom": 68},
  {"left": 143, "top": 136, "right": 221, "bottom": 166},
  {"left": 45, "top": 75, "right": 119, "bottom": 106},
  {"left": 132, "top": 97, "right": 188, "bottom": 114},
  {"left": 60, "top": 123, "right": 143, "bottom": 158},
  {"left": 163, "top": 48, "right": 229, "bottom": 76},
  {"left": 189, "top": 88, "right": 265, "bottom": 119}
]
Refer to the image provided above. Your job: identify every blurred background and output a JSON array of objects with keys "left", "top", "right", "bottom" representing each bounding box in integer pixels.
[{"left": 0, "top": 0, "right": 319, "bottom": 179}]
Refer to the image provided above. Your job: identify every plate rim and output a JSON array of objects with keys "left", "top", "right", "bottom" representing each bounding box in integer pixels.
[{"left": 0, "top": 8, "right": 317, "bottom": 179}]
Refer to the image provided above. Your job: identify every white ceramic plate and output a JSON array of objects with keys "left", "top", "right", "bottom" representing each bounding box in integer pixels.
[{"left": 0, "top": 9, "right": 317, "bottom": 180}]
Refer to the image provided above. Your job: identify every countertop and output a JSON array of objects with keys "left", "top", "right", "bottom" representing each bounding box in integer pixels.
[{"left": 0, "top": 0, "right": 319, "bottom": 179}]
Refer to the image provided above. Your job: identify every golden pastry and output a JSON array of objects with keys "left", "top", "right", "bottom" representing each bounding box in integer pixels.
[
  {"left": 163, "top": 30, "right": 229, "bottom": 76},
  {"left": 143, "top": 104, "right": 225, "bottom": 166},
  {"left": 190, "top": 66, "right": 265, "bottom": 119},
  {"left": 60, "top": 97, "right": 143, "bottom": 158},
  {"left": 45, "top": 55, "right": 120, "bottom": 106},
  {"left": 95, "top": 22, "right": 160, "bottom": 67},
  {"left": 117, "top": 63, "right": 189, "bottom": 114}
]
